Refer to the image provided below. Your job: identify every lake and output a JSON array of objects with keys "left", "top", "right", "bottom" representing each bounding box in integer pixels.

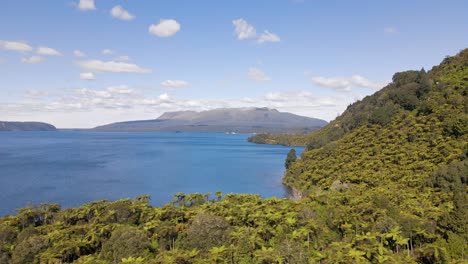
[{"left": 0, "top": 131, "right": 303, "bottom": 215}]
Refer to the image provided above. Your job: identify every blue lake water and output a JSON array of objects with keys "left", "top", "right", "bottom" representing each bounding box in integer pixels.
[{"left": 0, "top": 131, "right": 303, "bottom": 215}]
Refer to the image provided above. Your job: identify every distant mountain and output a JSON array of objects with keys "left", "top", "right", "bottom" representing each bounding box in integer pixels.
[
  {"left": 94, "top": 107, "right": 328, "bottom": 133},
  {"left": 0, "top": 121, "right": 56, "bottom": 131}
]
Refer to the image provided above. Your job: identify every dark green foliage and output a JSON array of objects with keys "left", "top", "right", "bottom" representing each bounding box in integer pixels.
[
  {"left": 369, "top": 102, "right": 399, "bottom": 125},
  {"left": 443, "top": 116, "right": 468, "bottom": 138},
  {"left": 100, "top": 226, "right": 150, "bottom": 263},
  {"left": 11, "top": 235, "right": 48, "bottom": 264},
  {"left": 285, "top": 148, "right": 297, "bottom": 169},
  {"left": 184, "top": 212, "right": 231, "bottom": 250}
]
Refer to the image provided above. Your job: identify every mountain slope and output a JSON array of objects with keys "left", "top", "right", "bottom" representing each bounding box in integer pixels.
[
  {"left": 94, "top": 107, "right": 327, "bottom": 133},
  {"left": 0, "top": 121, "right": 56, "bottom": 131},
  {"left": 282, "top": 49, "right": 467, "bottom": 261}
]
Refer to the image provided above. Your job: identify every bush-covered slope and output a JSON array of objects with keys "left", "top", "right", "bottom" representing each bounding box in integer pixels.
[
  {"left": 249, "top": 50, "right": 467, "bottom": 148},
  {"left": 285, "top": 48, "right": 467, "bottom": 190}
]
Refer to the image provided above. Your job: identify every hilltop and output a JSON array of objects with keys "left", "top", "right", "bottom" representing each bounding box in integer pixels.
[
  {"left": 0, "top": 121, "right": 56, "bottom": 131},
  {"left": 94, "top": 107, "right": 327, "bottom": 134}
]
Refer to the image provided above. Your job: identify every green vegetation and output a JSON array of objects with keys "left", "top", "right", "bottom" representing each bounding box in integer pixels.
[
  {"left": 284, "top": 149, "right": 297, "bottom": 169},
  {"left": 0, "top": 50, "right": 467, "bottom": 263}
]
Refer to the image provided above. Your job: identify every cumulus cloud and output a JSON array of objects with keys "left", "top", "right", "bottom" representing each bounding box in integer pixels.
[
  {"left": 21, "top": 56, "right": 43, "bottom": 64},
  {"left": 248, "top": 68, "right": 271, "bottom": 82},
  {"left": 74, "top": 50, "right": 86, "bottom": 57},
  {"left": 257, "top": 31, "right": 281, "bottom": 44},
  {"left": 78, "top": 0, "right": 95, "bottom": 11},
  {"left": 0, "top": 40, "right": 33, "bottom": 52},
  {"left": 232, "top": 18, "right": 256, "bottom": 40},
  {"left": 161, "top": 80, "right": 189, "bottom": 88},
  {"left": 80, "top": 72, "right": 95, "bottom": 80},
  {"left": 311, "top": 75, "right": 381, "bottom": 91},
  {"left": 159, "top": 93, "right": 171, "bottom": 101},
  {"left": 384, "top": 27, "right": 398, "bottom": 34},
  {"left": 37, "top": 46, "right": 61, "bottom": 56},
  {"left": 149, "top": 19, "right": 181, "bottom": 37},
  {"left": 5, "top": 86, "right": 368, "bottom": 127},
  {"left": 102, "top": 49, "right": 114, "bottom": 55},
  {"left": 110, "top": 5, "right": 135, "bottom": 21},
  {"left": 76, "top": 60, "right": 151, "bottom": 73}
]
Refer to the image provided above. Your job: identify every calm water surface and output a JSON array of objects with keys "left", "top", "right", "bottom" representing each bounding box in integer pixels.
[{"left": 0, "top": 131, "right": 303, "bottom": 215}]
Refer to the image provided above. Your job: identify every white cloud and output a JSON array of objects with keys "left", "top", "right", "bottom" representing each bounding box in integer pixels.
[
  {"left": 80, "top": 72, "right": 95, "bottom": 80},
  {"left": 0, "top": 40, "right": 33, "bottom": 52},
  {"left": 107, "top": 85, "right": 134, "bottom": 94},
  {"left": 110, "top": 5, "right": 135, "bottom": 21},
  {"left": 265, "top": 92, "right": 285, "bottom": 102},
  {"left": 232, "top": 18, "right": 256, "bottom": 40},
  {"left": 37, "top": 46, "right": 61, "bottom": 56},
  {"left": 161, "top": 80, "right": 189, "bottom": 88},
  {"left": 384, "top": 27, "right": 398, "bottom": 34},
  {"left": 149, "top": 19, "right": 181, "bottom": 37},
  {"left": 115, "top": 55, "right": 130, "bottom": 61},
  {"left": 76, "top": 60, "right": 151, "bottom": 73},
  {"left": 102, "top": 49, "right": 114, "bottom": 55},
  {"left": 78, "top": 0, "right": 95, "bottom": 11},
  {"left": 74, "top": 50, "right": 86, "bottom": 57},
  {"left": 26, "top": 89, "right": 48, "bottom": 97},
  {"left": 21, "top": 56, "right": 43, "bottom": 64},
  {"left": 248, "top": 68, "right": 271, "bottom": 82},
  {"left": 311, "top": 75, "right": 381, "bottom": 91},
  {"left": 258, "top": 30, "right": 281, "bottom": 44},
  {"left": 4, "top": 87, "right": 366, "bottom": 127},
  {"left": 159, "top": 93, "right": 171, "bottom": 101}
]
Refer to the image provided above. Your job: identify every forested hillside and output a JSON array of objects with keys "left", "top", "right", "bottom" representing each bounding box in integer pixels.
[{"left": 0, "top": 50, "right": 466, "bottom": 264}]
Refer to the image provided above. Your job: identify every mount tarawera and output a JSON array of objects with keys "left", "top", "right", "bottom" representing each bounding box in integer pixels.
[{"left": 94, "top": 107, "right": 327, "bottom": 133}]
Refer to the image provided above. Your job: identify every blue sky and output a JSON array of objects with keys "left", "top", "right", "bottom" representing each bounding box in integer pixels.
[{"left": 1, "top": 0, "right": 467, "bottom": 128}]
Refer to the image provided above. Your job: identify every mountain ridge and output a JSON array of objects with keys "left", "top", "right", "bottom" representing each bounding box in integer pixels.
[{"left": 94, "top": 107, "right": 328, "bottom": 134}]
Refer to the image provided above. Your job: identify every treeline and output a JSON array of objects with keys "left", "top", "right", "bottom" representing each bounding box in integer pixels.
[{"left": 1, "top": 186, "right": 466, "bottom": 264}]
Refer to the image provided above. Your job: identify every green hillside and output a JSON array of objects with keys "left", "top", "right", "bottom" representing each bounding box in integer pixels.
[{"left": 0, "top": 50, "right": 466, "bottom": 264}]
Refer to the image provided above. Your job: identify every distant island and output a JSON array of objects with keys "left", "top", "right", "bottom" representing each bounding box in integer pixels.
[
  {"left": 0, "top": 121, "right": 56, "bottom": 131},
  {"left": 94, "top": 107, "right": 328, "bottom": 134}
]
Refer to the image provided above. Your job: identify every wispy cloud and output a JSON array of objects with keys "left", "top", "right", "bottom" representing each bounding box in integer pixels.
[
  {"left": 258, "top": 31, "right": 281, "bottom": 44},
  {"left": 248, "top": 68, "right": 271, "bottom": 82},
  {"left": 110, "top": 5, "right": 135, "bottom": 21},
  {"left": 21, "top": 56, "right": 43, "bottom": 64},
  {"left": 79, "top": 72, "right": 95, "bottom": 80},
  {"left": 37, "top": 46, "right": 61, "bottom": 56},
  {"left": 74, "top": 50, "right": 86, "bottom": 57},
  {"left": 232, "top": 18, "right": 257, "bottom": 40},
  {"left": 161, "top": 80, "right": 189, "bottom": 88},
  {"left": 311, "top": 75, "right": 382, "bottom": 91},
  {"left": 384, "top": 27, "right": 398, "bottom": 34},
  {"left": 76, "top": 60, "right": 151, "bottom": 73},
  {"left": 0, "top": 40, "right": 33, "bottom": 52},
  {"left": 115, "top": 55, "right": 130, "bottom": 61},
  {"left": 101, "top": 49, "right": 114, "bottom": 55}
]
